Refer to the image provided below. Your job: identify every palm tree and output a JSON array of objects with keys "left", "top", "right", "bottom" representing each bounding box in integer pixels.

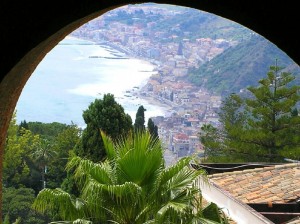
[
  {"left": 32, "top": 139, "right": 56, "bottom": 189},
  {"left": 33, "top": 131, "right": 229, "bottom": 223}
]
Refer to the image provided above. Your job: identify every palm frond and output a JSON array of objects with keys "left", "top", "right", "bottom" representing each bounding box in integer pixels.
[
  {"left": 101, "top": 130, "right": 117, "bottom": 160},
  {"left": 81, "top": 179, "right": 142, "bottom": 205},
  {"left": 72, "top": 220, "right": 93, "bottom": 224},
  {"left": 32, "top": 188, "right": 86, "bottom": 221},
  {"left": 156, "top": 203, "right": 192, "bottom": 224},
  {"left": 197, "top": 202, "right": 230, "bottom": 223},
  {"left": 142, "top": 220, "right": 156, "bottom": 224},
  {"left": 168, "top": 167, "right": 204, "bottom": 192},
  {"left": 196, "top": 218, "right": 224, "bottom": 224},
  {"left": 50, "top": 219, "right": 92, "bottom": 224},
  {"left": 104, "top": 130, "right": 164, "bottom": 186},
  {"left": 154, "top": 157, "right": 192, "bottom": 191},
  {"left": 33, "top": 131, "right": 224, "bottom": 224},
  {"left": 116, "top": 146, "right": 163, "bottom": 185},
  {"left": 67, "top": 156, "right": 115, "bottom": 185}
]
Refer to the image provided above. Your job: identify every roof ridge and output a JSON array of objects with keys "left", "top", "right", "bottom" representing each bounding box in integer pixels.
[
  {"left": 274, "top": 162, "right": 300, "bottom": 169},
  {"left": 209, "top": 163, "right": 300, "bottom": 178}
]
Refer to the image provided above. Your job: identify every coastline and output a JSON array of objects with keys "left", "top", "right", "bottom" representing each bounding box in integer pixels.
[
  {"left": 97, "top": 38, "right": 173, "bottom": 117},
  {"left": 68, "top": 34, "right": 172, "bottom": 118},
  {"left": 140, "top": 95, "right": 172, "bottom": 110}
]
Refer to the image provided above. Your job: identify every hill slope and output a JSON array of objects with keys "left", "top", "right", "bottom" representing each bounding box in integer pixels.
[
  {"left": 188, "top": 34, "right": 300, "bottom": 95},
  {"left": 74, "top": 3, "right": 300, "bottom": 96},
  {"left": 104, "top": 4, "right": 251, "bottom": 42}
]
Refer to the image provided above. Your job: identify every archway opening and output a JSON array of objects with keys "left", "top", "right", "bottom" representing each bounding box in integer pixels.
[
  {"left": 15, "top": 3, "right": 300, "bottom": 160},
  {"left": 2, "top": 2, "right": 300, "bottom": 224}
]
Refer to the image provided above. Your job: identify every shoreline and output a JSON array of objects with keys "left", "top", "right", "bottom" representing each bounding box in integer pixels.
[
  {"left": 69, "top": 34, "right": 172, "bottom": 118},
  {"left": 136, "top": 93, "right": 173, "bottom": 115}
]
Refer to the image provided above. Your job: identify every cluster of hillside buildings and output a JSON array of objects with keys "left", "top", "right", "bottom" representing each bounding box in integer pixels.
[
  {"left": 70, "top": 4, "right": 230, "bottom": 160},
  {"left": 139, "top": 84, "right": 222, "bottom": 159},
  {"left": 69, "top": 5, "right": 300, "bottom": 224},
  {"left": 71, "top": 4, "right": 236, "bottom": 74}
]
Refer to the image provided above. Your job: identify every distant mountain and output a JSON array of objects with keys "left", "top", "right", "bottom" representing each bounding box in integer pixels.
[
  {"left": 188, "top": 34, "right": 300, "bottom": 95},
  {"left": 103, "top": 4, "right": 251, "bottom": 43},
  {"left": 150, "top": 7, "right": 251, "bottom": 42},
  {"left": 75, "top": 3, "right": 300, "bottom": 97}
]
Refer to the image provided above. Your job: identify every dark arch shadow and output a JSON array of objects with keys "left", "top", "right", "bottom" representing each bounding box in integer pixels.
[{"left": 0, "top": 0, "right": 299, "bottom": 220}]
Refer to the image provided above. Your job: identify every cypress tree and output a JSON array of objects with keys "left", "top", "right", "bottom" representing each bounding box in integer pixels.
[
  {"left": 147, "top": 118, "right": 159, "bottom": 140},
  {"left": 77, "top": 93, "right": 132, "bottom": 162},
  {"left": 134, "top": 105, "right": 146, "bottom": 133}
]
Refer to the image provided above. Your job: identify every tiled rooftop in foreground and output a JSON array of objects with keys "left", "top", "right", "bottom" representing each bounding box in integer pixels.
[
  {"left": 209, "top": 163, "right": 300, "bottom": 204},
  {"left": 195, "top": 163, "right": 300, "bottom": 223}
]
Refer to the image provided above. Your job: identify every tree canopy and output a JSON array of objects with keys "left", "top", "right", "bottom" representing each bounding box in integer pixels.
[
  {"left": 147, "top": 118, "right": 159, "bottom": 140},
  {"left": 76, "top": 93, "right": 133, "bottom": 162},
  {"left": 200, "top": 64, "right": 300, "bottom": 162},
  {"left": 3, "top": 187, "right": 49, "bottom": 223},
  {"left": 4, "top": 112, "right": 40, "bottom": 189},
  {"left": 134, "top": 105, "right": 146, "bottom": 132},
  {"left": 33, "top": 131, "right": 229, "bottom": 223}
]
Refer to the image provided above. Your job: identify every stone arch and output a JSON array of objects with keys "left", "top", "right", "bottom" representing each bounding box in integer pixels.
[{"left": 1, "top": 0, "right": 299, "bottom": 220}]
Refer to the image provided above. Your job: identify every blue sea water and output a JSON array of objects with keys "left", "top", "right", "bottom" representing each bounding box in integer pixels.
[{"left": 15, "top": 36, "right": 166, "bottom": 128}]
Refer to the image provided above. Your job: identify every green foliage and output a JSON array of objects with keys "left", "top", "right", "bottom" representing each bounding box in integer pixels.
[
  {"left": 60, "top": 173, "right": 80, "bottom": 197},
  {"left": 33, "top": 131, "right": 228, "bottom": 223},
  {"left": 216, "top": 93, "right": 251, "bottom": 161},
  {"left": 4, "top": 112, "right": 41, "bottom": 188},
  {"left": 147, "top": 118, "right": 159, "bottom": 140},
  {"left": 200, "top": 64, "right": 300, "bottom": 162},
  {"left": 201, "top": 202, "right": 228, "bottom": 223},
  {"left": 134, "top": 105, "right": 146, "bottom": 132},
  {"left": 77, "top": 93, "right": 133, "bottom": 162},
  {"left": 47, "top": 124, "right": 82, "bottom": 189},
  {"left": 5, "top": 111, "right": 82, "bottom": 195},
  {"left": 27, "top": 121, "right": 69, "bottom": 140},
  {"left": 18, "top": 120, "right": 29, "bottom": 135},
  {"left": 3, "top": 214, "right": 9, "bottom": 224},
  {"left": 3, "top": 113, "right": 86, "bottom": 222},
  {"left": 32, "top": 138, "right": 57, "bottom": 190},
  {"left": 2, "top": 187, "right": 49, "bottom": 223},
  {"left": 243, "top": 65, "right": 300, "bottom": 161},
  {"left": 199, "top": 124, "right": 225, "bottom": 161},
  {"left": 189, "top": 34, "right": 300, "bottom": 95}
]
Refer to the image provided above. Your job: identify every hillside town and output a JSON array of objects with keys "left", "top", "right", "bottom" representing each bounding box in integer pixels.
[
  {"left": 139, "top": 87, "right": 222, "bottom": 163},
  {"left": 70, "top": 4, "right": 237, "bottom": 162}
]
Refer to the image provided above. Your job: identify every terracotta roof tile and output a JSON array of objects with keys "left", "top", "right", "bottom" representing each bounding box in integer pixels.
[{"left": 209, "top": 163, "right": 300, "bottom": 204}]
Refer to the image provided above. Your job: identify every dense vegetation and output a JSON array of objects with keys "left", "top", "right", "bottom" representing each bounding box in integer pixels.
[
  {"left": 33, "top": 131, "right": 229, "bottom": 223},
  {"left": 75, "top": 93, "right": 133, "bottom": 163},
  {"left": 5, "top": 65, "right": 300, "bottom": 222},
  {"left": 4, "top": 94, "right": 229, "bottom": 223},
  {"left": 188, "top": 34, "right": 300, "bottom": 95},
  {"left": 3, "top": 113, "right": 81, "bottom": 222},
  {"left": 200, "top": 64, "right": 300, "bottom": 162}
]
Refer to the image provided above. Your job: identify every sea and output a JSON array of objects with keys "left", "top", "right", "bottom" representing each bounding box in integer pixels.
[{"left": 15, "top": 36, "right": 167, "bottom": 128}]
